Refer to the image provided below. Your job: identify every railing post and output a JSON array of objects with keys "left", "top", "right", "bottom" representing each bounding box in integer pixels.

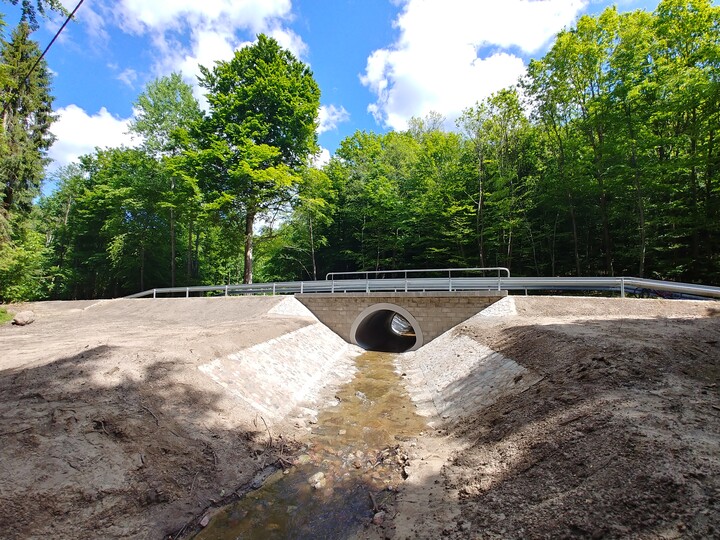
[
  {"left": 620, "top": 278, "right": 626, "bottom": 298},
  {"left": 366, "top": 278, "right": 370, "bottom": 293},
  {"left": 272, "top": 283, "right": 276, "bottom": 296},
  {"left": 153, "top": 289, "right": 156, "bottom": 299},
  {"left": 300, "top": 281, "right": 304, "bottom": 294},
  {"left": 186, "top": 287, "right": 189, "bottom": 298},
  {"left": 331, "top": 280, "right": 335, "bottom": 293},
  {"left": 448, "top": 277, "right": 452, "bottom": 292},
  {"left": 225, "top": 285, "right": 228, "bottom": 297},
  {"left": 404, "top": 278, "right": 408, "bottom": 293}
]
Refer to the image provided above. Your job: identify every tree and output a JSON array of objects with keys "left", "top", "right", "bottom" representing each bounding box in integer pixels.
[
  {"left": 195, "top": 34, "right": 320, "bottom": 283},
  {"left": 459, "top": 89, "right": 533, "bottom": 270},
  {"left": 130, "top": 73, "right": 201, "bottom": 157},
  {"left": 0, "top": 22, "right": 55, "bottom": 234},
  {"left": 130, "top": 73, "right": 202, "bottom": 286},
  {"left": 2, "top": 0, "right": 68, "bottom": 31}
]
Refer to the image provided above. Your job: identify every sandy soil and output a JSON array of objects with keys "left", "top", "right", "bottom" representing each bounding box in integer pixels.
[{"left": 1, "top": 295, "right": 719, "bottom": 539}]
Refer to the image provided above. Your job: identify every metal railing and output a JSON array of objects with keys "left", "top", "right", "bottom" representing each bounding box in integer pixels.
[
  {"left": 325, "top": 267, "right": 510, "bottom": 280},
  {"left": 125, "top": 271, "right": 720, "bottom": 300},
  {"left": 324, "top": 267, "right": 511, "bottom": 294}
]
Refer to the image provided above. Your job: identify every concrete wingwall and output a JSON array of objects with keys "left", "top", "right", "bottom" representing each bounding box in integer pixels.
[{"left": 295, "top": 291, "right": 507, "bottom": 350}]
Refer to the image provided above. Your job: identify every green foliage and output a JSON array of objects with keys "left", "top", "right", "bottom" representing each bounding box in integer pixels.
[
  {"left": 2, "top": 0, "right": 68, "bottom": 31},
  {"left": 0, "top": 213, "right": 49, "bottom": 302},
  {"left": 0, "top": 20, "right": 56, "bottom": 302},
  {"left": 195, "top": 34, "right": 321, "bottom": 283},
  {"left": 0, "top": 22, "right": 55, "bottom": 220},
  {"left": 7, "top": 0, "right": 720, "bottom": 299},
  {"left": 0, "top": 307, "right": 11, "bottom": 324},
  {"left": 130, "top": 73, "right": 203, "bottom": 287},
  {"left": 130, "top": 73, "right": 202, "bottom": 157}
]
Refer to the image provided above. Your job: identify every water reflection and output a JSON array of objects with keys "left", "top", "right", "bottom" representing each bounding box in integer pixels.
[{"left": 193, "top": 351, "right": 427, "bottom": 539}]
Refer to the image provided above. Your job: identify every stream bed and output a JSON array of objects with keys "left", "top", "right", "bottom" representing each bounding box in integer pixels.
[{"left": 193, "top": 351, "right": 428, "bottom": 539}]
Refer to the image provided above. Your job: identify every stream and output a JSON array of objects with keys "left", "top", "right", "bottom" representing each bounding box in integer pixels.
[{"left": 193, "top": 351, "right": 428, "bottom": 539}]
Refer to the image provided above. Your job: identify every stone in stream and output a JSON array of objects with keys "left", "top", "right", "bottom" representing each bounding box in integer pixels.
[
  {"left": 313, "top": 478, "right": 327, "bottom": 489},
  {"left": 372, "top": 511, "right": 386, "bottom": 525},
  {"left": 308, "top": 471, "right": 326, "bottom": 489}
]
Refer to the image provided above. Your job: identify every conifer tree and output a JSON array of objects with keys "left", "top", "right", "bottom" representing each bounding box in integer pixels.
[{"left": 0, "top": 21, "right": 55, "bottom": 237}]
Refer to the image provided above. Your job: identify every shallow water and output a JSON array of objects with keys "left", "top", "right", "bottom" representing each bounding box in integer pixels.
[{"left": 193, "top": 351, "right": 427, "bottom": 539}]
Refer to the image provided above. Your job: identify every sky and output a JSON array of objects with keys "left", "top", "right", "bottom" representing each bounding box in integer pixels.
[{"left": 0, "top": 0, "right": 681, "bottom": 182}]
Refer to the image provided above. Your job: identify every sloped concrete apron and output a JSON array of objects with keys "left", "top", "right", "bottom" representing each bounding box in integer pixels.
[{"left": 198, "top": 297, "right": 359, "bottom": 424}]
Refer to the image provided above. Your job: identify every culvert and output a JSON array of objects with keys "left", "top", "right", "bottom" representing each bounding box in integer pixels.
[{"left": 350, "top": 303, "right": 424, "bottom": 352}]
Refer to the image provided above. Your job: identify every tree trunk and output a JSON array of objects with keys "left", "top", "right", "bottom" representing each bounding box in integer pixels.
[
  {"left": 243, "top": 210, "right": 255, "bottom": 284},
  {"left": 476, "top": 146, "right": 485, "bottom": 267},
  {"left": 598, "top": 184, "right": 613, "bottom": 275},
  {"left": 170, "top": 207, "right": 176, "bottom": 287},
  {"left": 568, "top": 192, "right": 581, "bottom": 276},
  {"left": 630, "top": 144, "right": 646, "bottom": 277},
  {"left": 551, "top": 213, "right": 559, "bottom": 276},
  {"left": 625, "top": 103, "right": 646, "bottom": 278},
  {"left": 194, "top": 228, "right": 201, "bottom": 278},
  {"left": 690, "top": 123, "right": 700, "bottom": 263},
  {"left": 308, "top": 214, "right": 317, "bottom": 280},
  {"left": 187, "top": 220, "right": 193, "bottom": 282},
  {"left": 140, "top": 244, "right": 145, "bottom": 292}
]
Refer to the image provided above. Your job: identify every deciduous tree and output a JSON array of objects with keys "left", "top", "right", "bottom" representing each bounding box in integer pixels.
[{"left": 195, "top": 34, "right": 320, "bottom": 283}]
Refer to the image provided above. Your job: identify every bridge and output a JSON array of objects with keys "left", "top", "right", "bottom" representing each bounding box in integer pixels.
[{"left": 126, "top": 268, "right": 720, "bottom": 352}]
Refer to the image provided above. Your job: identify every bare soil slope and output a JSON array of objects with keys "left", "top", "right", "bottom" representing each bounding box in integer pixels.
[
  {"left": 0, "top": 297, "right": 345, "bottom": 540},
  {"left": 395, "top": 297, "right": 720, "bottom": 539}
]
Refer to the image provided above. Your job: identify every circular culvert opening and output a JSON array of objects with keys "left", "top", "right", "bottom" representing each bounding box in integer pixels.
[{"left": 350, "top": 304, "right": 423, "bottom": 353}]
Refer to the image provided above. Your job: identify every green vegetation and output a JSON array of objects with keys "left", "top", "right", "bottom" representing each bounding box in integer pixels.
[
  {"left": 0, "top": 307, "right": 12, "bottom": 324},
  {"left": 1, "top": 0, "right": 719, "bottom": 301}
]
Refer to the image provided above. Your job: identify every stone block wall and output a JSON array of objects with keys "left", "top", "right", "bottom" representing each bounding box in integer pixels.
[{"left": 295, "top": 291, "right": 506, "bottom": 348}]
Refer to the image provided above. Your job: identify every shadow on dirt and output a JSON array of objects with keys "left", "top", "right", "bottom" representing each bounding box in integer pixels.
[
  {"left": 0, "top": 345, "right": 286, "bottom": 540},
  {"left": 422, "top": 315, "right": 720, "bottom": 539}
]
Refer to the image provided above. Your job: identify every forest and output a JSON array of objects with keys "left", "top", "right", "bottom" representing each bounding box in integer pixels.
[{"left": 1, "top": 0, "right": 719, "bottom": 301}]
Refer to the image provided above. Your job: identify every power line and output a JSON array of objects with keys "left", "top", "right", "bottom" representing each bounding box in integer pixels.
[{"left": 2, "top": 0, "right": 85, "bottom": 117}]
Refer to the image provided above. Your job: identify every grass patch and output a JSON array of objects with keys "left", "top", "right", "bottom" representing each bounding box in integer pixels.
[{"left": 0, "top": 308, "right": 13, "bottom": 324}]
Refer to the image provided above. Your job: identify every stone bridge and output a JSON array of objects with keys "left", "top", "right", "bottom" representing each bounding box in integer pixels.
[{"left": 296, "top": 291, "right": 506, "bottom": 352}]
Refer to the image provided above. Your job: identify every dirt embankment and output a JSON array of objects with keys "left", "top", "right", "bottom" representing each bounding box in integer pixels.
[
  {"left": 0, "top": 297, "right": 355, "bottom": 539},
  {"left": 395, "top": 297, "right": 720, "bottom": 539}
]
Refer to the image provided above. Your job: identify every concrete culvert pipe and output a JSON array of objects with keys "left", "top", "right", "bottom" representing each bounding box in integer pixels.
[{"left": 350, "top": 303, "right": 424, "bottom": 352}]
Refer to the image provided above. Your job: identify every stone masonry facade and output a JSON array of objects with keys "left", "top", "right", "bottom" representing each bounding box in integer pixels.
[{"left": 295, "top": 291, "right": 506, "bottom": 348}]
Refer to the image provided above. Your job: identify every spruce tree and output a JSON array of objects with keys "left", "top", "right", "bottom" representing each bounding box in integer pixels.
[{"left": 0, "top": 21, "right": 55, "bottom": 236}]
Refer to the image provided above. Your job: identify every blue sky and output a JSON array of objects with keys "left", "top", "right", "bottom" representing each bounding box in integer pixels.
[{"left": 0, "top": 0, "right": 688, "bottom": 179}]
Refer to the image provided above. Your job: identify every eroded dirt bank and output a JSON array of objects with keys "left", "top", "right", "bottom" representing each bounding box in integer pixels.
[
  {"left": 0, "top": 297, "right": 357, "bottom": 539},
  {"left": 392, "top": 297, "right": 720, "bottom": 539}
]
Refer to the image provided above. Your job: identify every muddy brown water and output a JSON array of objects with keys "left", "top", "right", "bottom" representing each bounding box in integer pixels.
[{"left": 193, "top": 351, "right": 428, "bottom": 539}]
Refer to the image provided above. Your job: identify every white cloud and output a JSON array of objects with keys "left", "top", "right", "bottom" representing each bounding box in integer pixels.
[
  {"left": 104, "top": 0, "right": 307, "bottom": 106},
  {"left": 311, "top": 147, "right": 331, "bottom": 169},
  {"left": 48, "top": 105, "right": 138, "bottom": 170},
  {"left": 114, "top": 0, "right": 292, "bottom": 35},
  {"left": 362, "top": 0, "right": 587, "bottom": 130},
  {"left": 317, "top": 105, "right": 350, "bottom": 135},
  {"left": 116, "top": 68, "right": 138, "bottom": 88}
]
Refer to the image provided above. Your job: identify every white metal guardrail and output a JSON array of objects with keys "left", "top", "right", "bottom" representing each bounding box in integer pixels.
[
  {"left": 125, "top": 272, "right": 720, "bottom": 300},
  {"left": 325, "top": 267, "right": 511, "bottom": 280}
]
